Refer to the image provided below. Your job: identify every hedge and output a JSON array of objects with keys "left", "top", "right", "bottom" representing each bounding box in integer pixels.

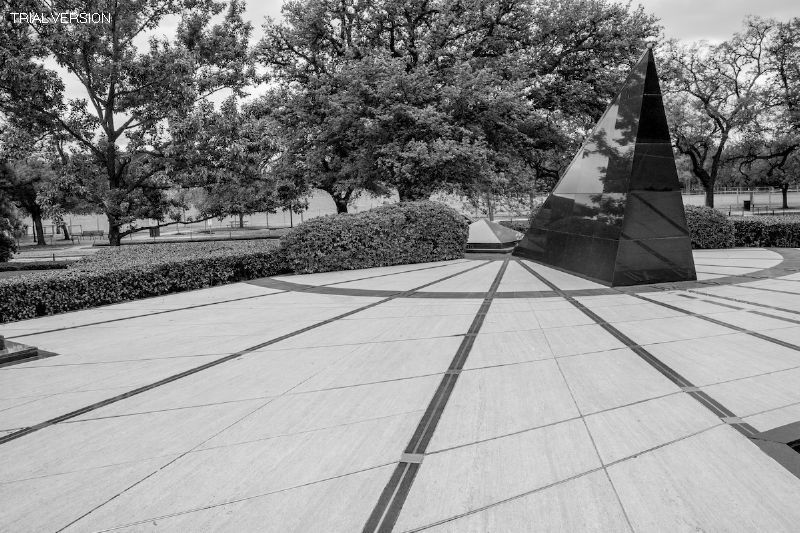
[
  {"left": 281, "top": 201, "right": 468, "bottom": 274},
  {"left": 681, "top": 205, "right": 735, "bottom": 249},
  {"left": 0, "top": 240, "right": 287, "bottom": 323},
  {"left": 732, "top": 215, "right": 800, "bottom": 247}
]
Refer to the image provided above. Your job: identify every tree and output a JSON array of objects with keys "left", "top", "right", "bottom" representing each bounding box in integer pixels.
[
  {"left": 661, "top": 19, "right": 777, "bottom": 208},
  {"left": 255, "top": 0, "right": 659, "bottom": 212},
  {"left": 0, "top": 0, "right": 254, "bottom": 245},
  {"left": 733, "top": 18, "right": 800, "bottom": 208}
]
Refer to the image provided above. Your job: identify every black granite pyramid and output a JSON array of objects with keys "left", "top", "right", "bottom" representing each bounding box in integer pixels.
[{"left": 513, "top": 48, "right": 696, "bottom": 286}]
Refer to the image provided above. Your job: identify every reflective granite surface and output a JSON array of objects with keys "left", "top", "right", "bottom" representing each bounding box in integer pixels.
[{"left": 514, "top": 48, "right": 696, "bottom": 287}]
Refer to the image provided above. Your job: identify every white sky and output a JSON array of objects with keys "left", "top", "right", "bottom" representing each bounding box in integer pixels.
[{"left": 53, "top": 0, "right": 799, "bottom": 104}]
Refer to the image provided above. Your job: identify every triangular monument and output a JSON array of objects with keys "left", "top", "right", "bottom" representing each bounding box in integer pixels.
[{"left": 513, "top": 47, "right": 696, "bottom": 286}]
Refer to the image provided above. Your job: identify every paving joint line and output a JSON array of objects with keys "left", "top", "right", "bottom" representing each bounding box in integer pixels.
[
  {"left": 0, "top": 261, "right": 491, "bottom": 447},
  {"left": 630, "top": 292, "right": 800, "bottom": 354},
  {"left": 362, "top": 258, "right": 510, "bottom": 533},
  {"left": 3, "top": 260, "right": 466, "bottom": 340},
  {"left": 515, "top": 260, "right": 760, "bottom": 437},
  {"left": 678, "top": 293, "right": 800, "bottom": 326},
  {"left": 686, "top": 288, "right": 800, "bottom": 317},
  {"left": 406, "top": 423, "right": 724, "bottom": 532}
]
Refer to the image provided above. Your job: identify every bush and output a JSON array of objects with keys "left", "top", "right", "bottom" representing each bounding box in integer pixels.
[
  {"left": 0, "top": 261, "right": 70, "bottom": 272},
  {"left": 732, "top": 215, "right": 800, "bottom": 247},
  {"left": 684, "top": 205, "right": 735, "bottom": 249},
  {"left": 0, "top": 240, "right": 287, "bottom": 323},
  {"left": 281, "top": 201, "right": 468, "bottom": 274}
]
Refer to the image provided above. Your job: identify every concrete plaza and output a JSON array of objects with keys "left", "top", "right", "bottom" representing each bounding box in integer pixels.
[{"left": 2, "top": 249, "right": 800, "bottom": 532}]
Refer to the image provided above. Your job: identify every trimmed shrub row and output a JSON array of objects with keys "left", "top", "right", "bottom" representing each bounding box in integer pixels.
[
  {"left": 732, "top": 215, "right": 800, "bottom": 247},
  {"left": 281, "top": 201, "right": 468, "bottom": 274},
  {"left": 1, "top": 201, "right": 467, "bottom": 323},
  {"left": 684, "top": 205, "right": 735, "bottom": 249},
  {"left": 0, "top": 240, "right": 287, "bottom": 322}
]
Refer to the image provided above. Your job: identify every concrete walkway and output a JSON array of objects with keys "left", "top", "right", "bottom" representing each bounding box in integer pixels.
[{"left": 2, "top": 250, "right": 800, "bottom": 532}]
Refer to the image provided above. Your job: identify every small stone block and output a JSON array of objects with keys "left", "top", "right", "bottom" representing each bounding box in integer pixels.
[
  {"left": 0, "top": 339, "right": 39, "bottom": 364},
  {"left": 400, "top": 453, "right": 424, "bottom": 464}
]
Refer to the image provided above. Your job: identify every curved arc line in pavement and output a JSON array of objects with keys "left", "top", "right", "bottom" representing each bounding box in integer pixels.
[
  {"left": 0, "top": 261, "right": 492, "bottom": 447},
  {"left": 3, "top": 260, "right": 470, "bottom": 340},
  {"left": 250, "top": 248, "right": 800, "bottom": 300}
]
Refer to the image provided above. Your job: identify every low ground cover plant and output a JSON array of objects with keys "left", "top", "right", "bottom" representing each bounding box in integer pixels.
[
  {"left": 732, "top": 215, "right": 800, "bottom": 247},
  {"left": 281, "top": 201, "right": 468, "bottom": 274}
]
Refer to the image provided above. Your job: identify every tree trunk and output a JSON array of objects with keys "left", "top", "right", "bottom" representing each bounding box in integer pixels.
[
  {"left": 32, "top": 212, "right": 46, "bottom": 246},
  {"left": 61, "top": 224, "right": 71, "bottom": 241},
  {"left": 782, "top": 184, "right": 789, "bottom": 209},
  {"left": 107, "top": 213, "right": 121, "bottom": 246},
  {"left": 238, "top": 213, "right": 244, "bottom": 228},
  {"left": 704, "top": 187, "right": 714, "bottom": 208},
  {"left": 485, "top": 193, "right": 495, "bottom": 221},
  {"left": 332, "top": 196, "right": 349, "bottom": 214}
]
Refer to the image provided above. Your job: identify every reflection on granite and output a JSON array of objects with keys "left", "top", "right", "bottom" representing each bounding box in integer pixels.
[{"left": 514, "top": 48, "right": 696, "bottom": 287}]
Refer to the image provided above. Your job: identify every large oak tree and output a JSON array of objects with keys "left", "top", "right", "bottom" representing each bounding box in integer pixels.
[{"left": 0, "top": 0, "right": 254, "bottom": 244}]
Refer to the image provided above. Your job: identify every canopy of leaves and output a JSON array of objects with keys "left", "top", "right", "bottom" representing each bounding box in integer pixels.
[{"left": 254, "top": 0, "right": 660, "bottom": 209}]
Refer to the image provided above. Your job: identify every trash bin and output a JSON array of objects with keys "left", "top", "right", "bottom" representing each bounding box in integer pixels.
[
  {"left": 743, "top": 200, "right": 751, "bottom": 211},
  {"left": 149, "top": 227, "right": 161, "bottom": 237}
]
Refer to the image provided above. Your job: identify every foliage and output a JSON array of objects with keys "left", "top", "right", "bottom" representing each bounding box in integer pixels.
[
  {"left": 496, "top": 201, "right": 543, "bottom": 233},
  {"left": 732, "top": 216, "right": 800, "bottom": 247},
  {"left": 0, "top": 240, "right": 287, "bottom": 322},
  {"left": 0, "top": 215, "right": 16, "bottom": 262},
  {"left": 0, "top": 0, "right": 255, "bottom": 245},
  {"left": 280, "top": 201, "right": 468, "bottom": 274},
  {"left": 661, "top": 17, "right": 800, "bottom": 207},
  {"left": 498, "top": 220, "right": 530, "bottom": 233},
  {"left": 683, "top": 205, "right": 735, "bottom": 249},
  {"left": 255, "top": 0, "right": 659, "bottom": 210}
]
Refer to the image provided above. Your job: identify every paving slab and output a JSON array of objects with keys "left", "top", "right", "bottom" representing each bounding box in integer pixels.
[
  {"left": 3, "top": 251, "right": 800, "bottom": 531},
  {"left": 66, "top": 413, "right": 420, "bottom": 531},
  {"left": 607, "top": 425, "right": 800, "bottom": 532},
  {"left": 394, "top": 418, "right": 602, "bottom": 531},
  {"left": 420, "top": 470, "right": 631, "bottom": 532},
  {"left": 427, "top": 360, "right": 580, "bottom": 452}
]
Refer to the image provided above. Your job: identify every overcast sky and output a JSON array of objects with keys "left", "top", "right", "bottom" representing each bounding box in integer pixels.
[
  {"left": 244, "top": 0, "right": 799, "bottom": 43},
  {"left": 53, "top": 0, "right": 799, "bottom": 103}
]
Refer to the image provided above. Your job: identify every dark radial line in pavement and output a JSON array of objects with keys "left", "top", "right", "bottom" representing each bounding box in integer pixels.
[
  {"left": 4, "top": 260, "right": 467, "bottom": 340},
  {"left": 514, "top": 260, "right": 759, "bottom": 439},
  {"left": 0, "top": 261, "right": 491, "bottom": 447},
  {"left": 363, "top": 258, "right": 510, "bottom": 533},
  {"left": 677, "top": 293, "right": 800, "bottom": 325},
  {"left": 686, "top": 289, "right": 800, "bottom": 316}
]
